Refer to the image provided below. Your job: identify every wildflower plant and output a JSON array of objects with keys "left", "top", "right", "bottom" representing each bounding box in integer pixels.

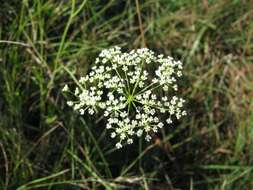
[{"left": 63, "top": 47, "right": 186, "bottom": 149}]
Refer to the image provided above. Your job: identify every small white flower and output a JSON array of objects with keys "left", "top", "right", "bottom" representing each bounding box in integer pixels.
[
  {"left": 158, "top": 122, "right": 164, "bottom": 128},
  {"left": 120, "top": 133, "right": 126, "bottom": 140},
  {"left": 163, "top": 85, "right": 169, "bottom": 91},
  {"left": 162, "top": 96, "right": 168, "bottom": 101},
  {"left": 122, "top": 66, "right": 128, "bottom": 71},
  {"left": 80, "top": 109, "right": 85, "bottom": 115},
  {"left": 67, "top": 101, "right": 73, "bottom": 106},
  {"left": 62, "top": 84, "right": 69, "bottom": 92},
  {"left": 151, "top": 94, "right": 157, "bottom": 100},
  {"left": 79, "top": 77, "right": 87, "bottom": 83},
  {"left": 137, "top": 129, "right": 143, "bottom": 137},
  {"left": 88, "top": 108, "right": 94, "bottom": 115},
  {"left": 74, "top": 88, "right": 79, "bottom": 95},
  {"left": 153, "top": 126, "right": 158, "bottom": 132},
  {"left": 106, "top": 124, "right": 112, "bottom": 129},
  {"left": 145, "top": 135, "right": 152, "bottom": 142},
  {"left": 111, "top": 132, "right": 116, "bottom": 138},
  {"left": 116, "top": 142, "right": 122, "bottom": 149},
  {"left": 127, "top": 138, "right": 133, "bottom": 144},
  {"left": 166, "top": 118, "right": 172, "bottom": 124}
]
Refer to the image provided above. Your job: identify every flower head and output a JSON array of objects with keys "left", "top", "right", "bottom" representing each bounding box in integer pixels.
[{"left": 63, "top": 46, "right": 186, "bottom": 149}]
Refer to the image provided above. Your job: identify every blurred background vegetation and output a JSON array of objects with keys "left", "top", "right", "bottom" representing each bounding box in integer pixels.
[{"left": 0, "top": 0, "right": 253, "bottom": 189}]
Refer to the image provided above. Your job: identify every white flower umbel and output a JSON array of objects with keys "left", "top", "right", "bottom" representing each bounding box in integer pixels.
[{"left": 63, "top": 46, "right": 186, "bottom": 149}]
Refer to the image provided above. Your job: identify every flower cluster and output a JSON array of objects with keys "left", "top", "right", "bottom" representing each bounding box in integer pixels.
[{"left": 63, "top": 46, "right": 186, "bottom": 149}]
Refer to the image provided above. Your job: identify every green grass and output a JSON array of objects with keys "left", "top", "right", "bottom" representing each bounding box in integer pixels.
[{"left": 0, "top": 0, "right": 253, "bottom": 189}]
